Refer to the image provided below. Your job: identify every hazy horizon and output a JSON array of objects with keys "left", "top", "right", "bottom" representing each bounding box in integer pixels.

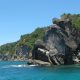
[{"left": 0, "top": 0, "right": 80, "bottom": 45}]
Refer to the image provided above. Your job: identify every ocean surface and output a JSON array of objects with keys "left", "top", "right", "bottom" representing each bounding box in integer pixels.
[{"left": 0, "top": 61, "right": 80, "bottom": 80}]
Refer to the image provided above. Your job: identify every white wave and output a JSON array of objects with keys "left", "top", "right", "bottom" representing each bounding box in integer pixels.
[
  {"left": 10, "top": 64, "right": 27, "bottom": 67},
  {"left": 2, "top": 64, "right": 27, "bottom": 68},
  {"left": 1, "top": 64, "right": 38, "bottom": 69}
]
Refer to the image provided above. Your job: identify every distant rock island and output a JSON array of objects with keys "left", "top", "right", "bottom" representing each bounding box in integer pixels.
[{"left": 0, "top": 13, "right": 80, "bottom": 66}]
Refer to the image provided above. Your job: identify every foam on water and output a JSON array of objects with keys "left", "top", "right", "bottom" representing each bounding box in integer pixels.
[
  {"left": 2, "top": 64, "right": 27, "bottom": 68},
  {"left": 10, "top": 64, "right": 27, "bottom": 67},
  {"left": 2, "top": 64, "right": 38, "bottom": 69}
]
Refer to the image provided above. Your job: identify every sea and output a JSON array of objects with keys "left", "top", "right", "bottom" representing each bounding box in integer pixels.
[{"left": 0, "top": 61, "right": 80, "bottom": 80}]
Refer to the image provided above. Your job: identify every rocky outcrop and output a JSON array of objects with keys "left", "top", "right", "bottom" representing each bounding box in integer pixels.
[
  {"left": 16, "top": 45, "right": 29, "bottom": 56},
  {"left": 29, "top": 20, "right": 80, "bottom": 66},
  {"left": 15, "top": 45, "right": 30, "bottom": 60},
  {"left": 0, "top": 45, "right": 30, "bottom": 61}
]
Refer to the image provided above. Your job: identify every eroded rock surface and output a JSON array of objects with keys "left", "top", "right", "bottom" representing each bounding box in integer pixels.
[{"left": 30, "top": 20, "right": 80, "bottom": 66}]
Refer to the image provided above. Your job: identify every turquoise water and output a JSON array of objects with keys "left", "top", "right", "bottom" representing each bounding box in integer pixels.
[{"left": 0, "top": 61, "right": 80, "bottom": 80}]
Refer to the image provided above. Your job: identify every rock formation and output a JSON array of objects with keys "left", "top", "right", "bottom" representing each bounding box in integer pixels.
[
  {"left": 15, "top": 45, "right": 30, "bottom": 60},
  {"left": 28, "top": 20, "right": 80, "bottom": 66}
]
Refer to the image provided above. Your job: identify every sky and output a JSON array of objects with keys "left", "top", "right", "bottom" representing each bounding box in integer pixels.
[{"left": 0, "top": 0, "right": 80, "bottom": 45}]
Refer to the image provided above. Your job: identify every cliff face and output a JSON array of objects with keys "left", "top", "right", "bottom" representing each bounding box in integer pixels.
[
  {"left": 16, "top": 45, "right": 29, "bottom": 56},
  {"left": 0, "top": 45, "right": 30, "bottom": 61},
  {"left": 32, "top": 20, "right": 80, "bottom": 65}
]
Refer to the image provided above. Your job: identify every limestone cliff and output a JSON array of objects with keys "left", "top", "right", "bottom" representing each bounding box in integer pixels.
[{"left": 30, "top": 20, "right": 80, "bottom": 65}]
